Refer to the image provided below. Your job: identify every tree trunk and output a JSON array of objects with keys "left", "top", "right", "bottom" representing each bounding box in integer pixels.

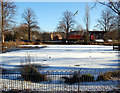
[
  {"left": 2, "top": 32, "right": 4, "bottom": 43},
  {"left": 2, "top": 1, "right": 4, "bottom": 41},
  {"left": 1, "top": 0, "right": 4, "bottom": 52},
  {"left": 66, "top": 28, "right": 69, "bottom": 43},
  {"left": 66, "top": 31, "right": 68, "bottom": 40},
  {"left": 118, "top": 13, "right": 120, "bottom": 51},
  {"left": 28, "top": 25, "right": 30, "bottom": 42}
]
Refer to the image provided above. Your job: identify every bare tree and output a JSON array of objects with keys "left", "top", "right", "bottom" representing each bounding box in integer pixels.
[
  {"left": 96, "top": 8, "right": 116, "bottom": 32},
  {"left": 22, "top": 8, "right": 39, "bottom": 42},
  {"left": 57, "top": 10, "right": 76, "bottom": 40},
  {"left": 0, "top": 6, "right": 1, "bottom": 30},
  {"left": 92, "top": 0, "right": 120, "bottom": 41},
  {"left": 0, "top": 0, "right": 16, "bottom": 43},
  {"left": 97, "top": 0, "right": 120, "bottom": 41},
  {"left": 74, "top": 24, "right": 83, "bottom": 31},
  {"left": 13, "top": 24, "right": 28, "bottom": 41},
  {"left": 84, "top": 3, "right": 90, "bottom": 42},
  {"left": 96, "top": 0, "right": 120, "bottom": 15}
]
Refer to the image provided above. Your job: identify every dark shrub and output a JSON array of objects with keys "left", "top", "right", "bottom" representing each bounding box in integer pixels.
[
  {"left": 79, "top": 74, "right": 94, "bottom": 82},
  {"left": 20, "top": 53, "right": 48, "bottom": 82},
  {"left": 62, "top": 76, "right": 79, "bottom": 84},
  {"left": 62, "top": 76, "right": 74, "bottom": 84},
  {"left": 96, "top": 75, "right": 107, "bottom": 81},
  {"left": 0, "top": 67, "right": 7, "bottom": 74},
  {"left": 96, "top": 70, "right": 120, "bottom": 81},
  {"left": 21, "top": 65, "right": 47, "bottom": 82},
  {"left": 62, "top": 73, "right": 94, "bottom": 84},
  {"left": 111, "top": 70, "right": 120, "bottom": 78},
  {"left": 61, "top": 71, "right": 80, "bottom": 84}
]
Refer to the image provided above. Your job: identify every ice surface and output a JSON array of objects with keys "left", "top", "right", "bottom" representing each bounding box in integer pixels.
[
  {"left": 0, "top": 45, "right": 119, "bottom": 91},
  {"left": 0, "top": 45, "right": 119, "bottom": 69}
]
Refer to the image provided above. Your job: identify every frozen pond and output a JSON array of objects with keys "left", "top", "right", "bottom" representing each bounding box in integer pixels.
[
  {"left": 1, "top": 45, "right": 120, "bottom": 91},
  {"left": 0, "top": 45, "right": 119, "bottom": 70}
]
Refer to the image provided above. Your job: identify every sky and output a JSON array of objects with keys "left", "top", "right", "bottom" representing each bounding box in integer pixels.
[{"left": 14, "top": 2, "right": 106, "bottom": 32}]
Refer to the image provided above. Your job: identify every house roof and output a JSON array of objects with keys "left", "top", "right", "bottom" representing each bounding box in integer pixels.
[
  {"left": 69, "top": 31, "right": 83, "bottom": 35},
  {"left": 89, "top": 31, "right": 106, "bottom": 34}
]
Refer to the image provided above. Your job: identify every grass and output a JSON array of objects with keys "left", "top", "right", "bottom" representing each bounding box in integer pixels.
[{"left": 3, "top": 41, "right": 43, "bottom": 47}]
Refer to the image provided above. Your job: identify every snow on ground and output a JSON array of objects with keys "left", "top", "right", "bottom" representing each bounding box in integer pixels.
[
  {"left": 95, "top": 39, "right": 104, "bottom": 42},
  {"left": 0, "top": 78, "right": 119, "bottom": 91},
  {"left": 0, "top": 45, "right": 119, "bottom": 69},
  {"left": 0, "top": 45, "right": 120, "bottom": 91}
]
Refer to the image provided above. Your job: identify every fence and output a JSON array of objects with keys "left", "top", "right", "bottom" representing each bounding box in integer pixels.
[{"left": 0, "top": 68, "right": 120, "bottom": 92}]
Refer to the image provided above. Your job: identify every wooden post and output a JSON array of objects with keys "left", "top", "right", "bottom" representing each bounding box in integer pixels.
[
  {"left": 118, "top": 13, "right": 120, "bottom": 51},
  {"left": 113, "top": 44, "right": 114, "bottom": 50},
  {"left": 1, "top": 0, "right": 4, "bottom": 52},
  {"left": 118, "top": 45, "right": 119, "bottom": 51}
]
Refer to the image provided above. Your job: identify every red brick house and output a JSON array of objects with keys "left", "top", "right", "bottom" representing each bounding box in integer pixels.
[{"left": 68, "top": 31, "right": 83, "bottom": 40}]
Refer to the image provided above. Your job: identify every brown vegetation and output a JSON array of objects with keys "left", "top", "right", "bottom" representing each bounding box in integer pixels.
[
  {"left": 97, "top": 70, "right": 120, "bottom": 81},
  {"left": 20, "top": 54, "right": 48, "bottom": 82},
  {"left": 21, "top": 65, "right": 47, "bottom": 82},
  {"left": 62, "top": 72, "right": 94, "bottom": 84}
]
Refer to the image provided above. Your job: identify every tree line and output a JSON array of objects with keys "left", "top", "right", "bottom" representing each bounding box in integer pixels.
[{"left": 0, "top": 0, "right": 120, "bottom": 43}]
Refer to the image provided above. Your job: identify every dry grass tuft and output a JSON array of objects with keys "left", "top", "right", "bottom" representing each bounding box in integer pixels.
[{"left": 20, "top": 53, "right": 48, "bottom": 82}]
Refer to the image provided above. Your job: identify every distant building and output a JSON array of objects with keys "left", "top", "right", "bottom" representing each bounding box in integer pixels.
[
  {"left": 51, "top": 32, "right": 66, "bottom": 41},
  {"left": 51, "top": 31, "right": 106, "bottom": 41},
  {"left": 68, "top": 31, "right": 83, "bottom": 40},
  {"left": 89, "top": 31, "right": 106, "bottom": 39}
]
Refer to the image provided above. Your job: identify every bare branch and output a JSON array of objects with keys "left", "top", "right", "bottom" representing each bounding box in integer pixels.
[
  {"left": 0, "top": 0, "right": 16, "bottom": 43},
  {"left": 96, "top": 8, "right": 117, "bottom": 32},
  {"left": 97, "top": 0, "right": 120, "bottom": 15},
  {"left": 22, "top": 8, "right": 39, "bottom": 42},
  {"left": 57, "top": 10, "right": 76, "bottom": 40}
]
